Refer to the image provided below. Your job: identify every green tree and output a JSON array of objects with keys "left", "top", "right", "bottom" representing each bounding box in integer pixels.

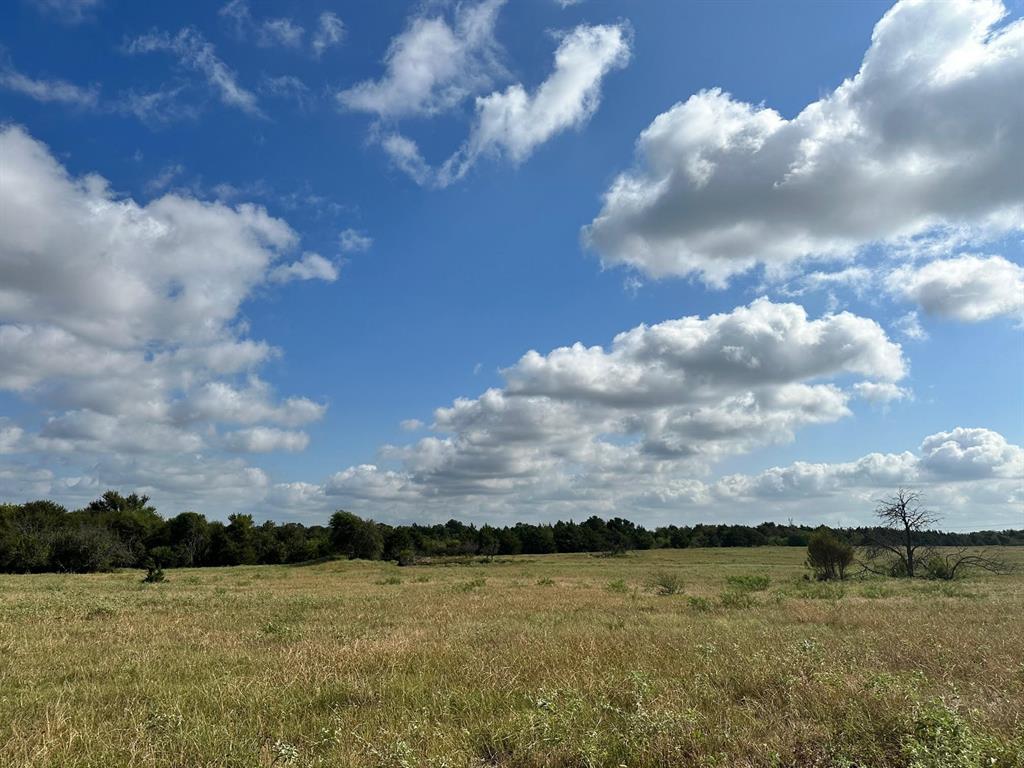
[
  {"left": 806, "top": 529, "right": 854, "bottom": 581},
  {"left": 329, "top": 511, "right": 384, "bottom": 560},
  {"left": 0, "top": 500, "right": 67, "bottom": 572}
]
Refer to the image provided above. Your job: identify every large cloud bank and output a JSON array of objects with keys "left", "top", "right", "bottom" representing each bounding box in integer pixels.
[{"left": 585, "top": 0, "right": 1024, "bottom": 285}]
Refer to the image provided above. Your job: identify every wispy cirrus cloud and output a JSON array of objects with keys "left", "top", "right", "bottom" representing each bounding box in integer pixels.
[
  {"left": 126, "top": 27, "right": 262, "bottom": 117},
  {"left": 0, "top": 61, "right": 98, "bottom": 107}
]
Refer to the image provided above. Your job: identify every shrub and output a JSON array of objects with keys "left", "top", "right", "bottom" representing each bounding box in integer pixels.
[
  {"left": 647, "top": 571, "right": 683, "bottom": 595},
  {"left": 718, "top": 590, "right": 756, "bottom": 609},
  {"left": 395, "top": 548, "right": 418, "bottom": 567},
  {"left": 806, "top": 529, "right": 854, "bottom": 580},
  {"left": 687, "top": 595, "right": 714, "bottom": 612},
  {"left": 376, "top": 575, "right": 402, "bottom": 585},
  {"left": 142, "top": 564, "right": 165, "bottom": 583},
  {"left": 536, "top": 577, "right": 555, "bottom": 586},
  {"left": 923, "top": 556, "right": 956, "bottom": 581},
  {"left": 453, "top": 577, "right": 486, "bottom": 593},
  {"left": 902, "top": 700, "right": 993, "bottom": 768},
  {"left": 606, "top": 578, "right": 628, "bottom": 594},
  {"left": 726, "top": 574, "right": 770, "bottom": 592}
]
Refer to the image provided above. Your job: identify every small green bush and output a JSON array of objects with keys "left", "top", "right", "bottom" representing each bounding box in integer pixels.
[
  {"left": 646, "top": 571, "right": 684, "bottom": 595},
  {"left": 718, "top": 590, "right": 756, "bottom": 609},
  {"left": 536, "top": 577, "right": 555, "bottom": 586},
  {"left": 142, "top": 564, "right": 165, "bottom": 584},
  {"left": 726, "top": 574, "right": 770, "bottom": 592},
  {"left": 376, "top": 575, "right": 402, "bottom": 585},
  {"left": 606, "top": 578, "right": 628, "bottom": 594},
  {"left": 902, "top": 700, "right": 995, "bottom": 768},
  {"left": 806, "top": 529, "right": 854, "bottom": 581},
  {"left": 395, "top": 548, "right": 418, "bottom": 567},
  {"left": 923, "top": 556, "right": 956, "bottom": 581},
  {"left": 687, "top": 595, "right": 714, "bottom": 612},
  {"left": 453, "top": 577, "right": 487, "bottom": 593},
  {"left": 861, "top": 583, "right": 896, "bottom": 599}
]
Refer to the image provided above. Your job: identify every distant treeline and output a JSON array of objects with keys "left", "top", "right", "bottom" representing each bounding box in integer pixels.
[{"left": 1, "top": 491, "right": 1022, "bottom": 574}]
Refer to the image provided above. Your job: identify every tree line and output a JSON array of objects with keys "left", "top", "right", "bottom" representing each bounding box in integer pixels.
[{"left": 1, "top": 490, "right": 1021, "bottom": 574}]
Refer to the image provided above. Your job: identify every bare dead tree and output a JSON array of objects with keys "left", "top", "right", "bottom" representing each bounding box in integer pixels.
[
  {"left": 861, "top": 489, "right": 939, "bottom": 577},
  {"left": 859, "top": 489, "right": 1012, "bottom": 579},
  {"left": 922, "top": 546, "right": 1014, "bottom": 580}
]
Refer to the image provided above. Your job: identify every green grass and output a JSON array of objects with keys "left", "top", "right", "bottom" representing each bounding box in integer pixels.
[{"left": 1, "top": 547, "right": 1022, "bottom": 767}]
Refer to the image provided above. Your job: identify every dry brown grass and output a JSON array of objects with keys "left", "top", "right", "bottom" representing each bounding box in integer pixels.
[{"left": 1, "top": 547, "right": 1022, "bottom": 767}]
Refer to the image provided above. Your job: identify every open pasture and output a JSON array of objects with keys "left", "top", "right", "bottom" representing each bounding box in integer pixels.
[{"left": 1, "top": 547, "right": 1022, "bottom": 767}]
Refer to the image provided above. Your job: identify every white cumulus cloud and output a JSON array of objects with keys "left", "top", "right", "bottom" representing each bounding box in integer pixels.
[
  {"left": 338, "top": 0, "right": 506, "bottom": 119},
  {"left": 585, "top": 0, "right": 1024, "bottom": 285},
  {"left": 888, "top": 254, "right": 1024, "bottom": 321}
]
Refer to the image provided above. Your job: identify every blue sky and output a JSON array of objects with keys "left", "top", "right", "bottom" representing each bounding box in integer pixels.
[{"left": 1, "top": 0, "right": 1022, "bottom": 529}]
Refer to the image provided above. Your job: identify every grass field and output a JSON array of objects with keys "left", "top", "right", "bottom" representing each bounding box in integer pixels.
[{"left": 1, "top": 547, "right": 1022, "bottom": 768}]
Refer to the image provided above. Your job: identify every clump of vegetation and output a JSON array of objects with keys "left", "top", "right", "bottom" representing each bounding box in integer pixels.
[
  {"left": 376, "top": 575, "right": 402, "bottom": 585},
  {"left": 646, "top": 570, "right": 683, "bottom": 595},
  {"left": 901, "top": 700, "right": 1000, "bottom": 768},
  {"left": 270, "top": 739, "right": 300, "bottom": 765},
  {"left": 860, "top": 582, "right": 896, "bottom": 599},
  {"left": 806, "top": 529, "right": 854, "bottom": 580},
  {"left": 141, "top": 563, "right": 165, "bottom": 583},
  {"left": 606, "top": 578, "right": 628, "bottom": 593},
  {"left": 726, "top": 573, "right": 770, "bottom": 591},
  {"left": 718, "top": 589, "right": 756, "bottom": 609},
  {"left": 453, "top": 577, "right": 487, "bottom": 593},
  {"left": 687, "top": 595, "right": 714, "bottom": 612},
  {"left": 394, "top": 548, "right": 419, "bottom": 567},
  {"left": 536, "top": 577, "right": 555, "bottom": 586}
]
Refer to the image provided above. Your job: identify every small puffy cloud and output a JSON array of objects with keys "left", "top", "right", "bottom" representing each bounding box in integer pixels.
[
  {"left": 127, "top": 28, "right": 262, "bottom": 116},
  {"left": 893, "top": 311, "right": 929, "bottom": 341},
  {"left": 0, "top": 420, "right": 24, "bottom": 454},
  {"left": 441, "top": 24, "right": 630, "bottom": 182},
  {"left": 585, "top": 0, "right": 1024, "bottom": 284},
  {"left": 888, "top": 254, "right": 1024, "bottom": 322},
  {"left": 376, "top": 23, "right": 631, "bottom": 187},
  {"left": 176, "top": 380, "right": 325, "bottom": 427},
  {"left": 400, "top": 419, "right": 424, "bottom": 432},
  {"left": 339, "top": 228, "right": 373, "bottom": 253},
  {"left": 269, "top": 252, "right": 338, "bottom": 283},
  {"left": 919, "top": 427, "right": 1024, "bottom": 480},
  {"left": 853, "top": 381, "right": 911, "bottom": 404},
  {"left": 313, "top": 12, "right": 345, "bottom": 57},
  {"left": 338, "top": 0, "right": 506, "bottom": 119},
  {"left": 456, "top": 24, "right": 629, "bottom": 172},
  {"left": 223, "top": 427, "right": 310, "bottom": 453}
]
